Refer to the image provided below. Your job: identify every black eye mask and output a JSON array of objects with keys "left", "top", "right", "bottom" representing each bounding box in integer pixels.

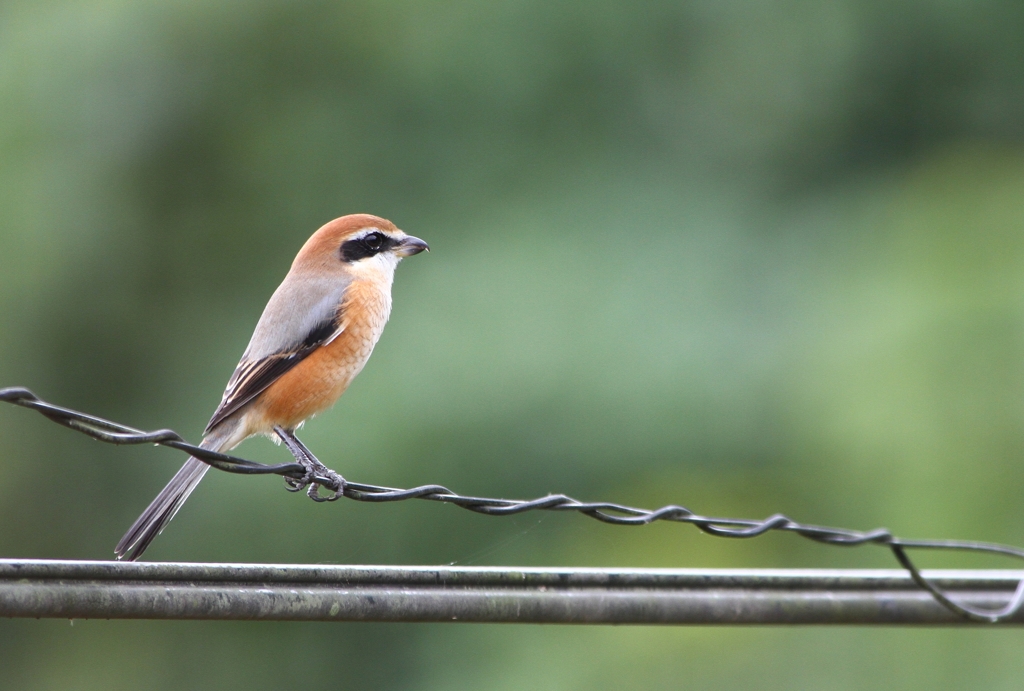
[{"left": 340, "top": 232, "right": 399, "bottom": 262}]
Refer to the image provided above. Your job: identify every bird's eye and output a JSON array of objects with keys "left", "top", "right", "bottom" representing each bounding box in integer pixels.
[
  {"left": 363, "top": 232, "right": 383, "bottom": 251},
  {"left": 340, "top": 231, "right": 391, "bottom": 262}
]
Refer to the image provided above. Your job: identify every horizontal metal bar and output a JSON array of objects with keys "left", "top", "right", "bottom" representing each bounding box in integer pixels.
[
  {"left": 6, "top": 390, "right": 1024, "bottom": 622},
  {"left": 1, "top": 560, "right": 1022, "bottom": 624}
]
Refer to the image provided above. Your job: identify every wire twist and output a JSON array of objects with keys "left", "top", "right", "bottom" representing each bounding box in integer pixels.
[{"left": 2, "top": 386, "right": 1023, "bottom": 623}]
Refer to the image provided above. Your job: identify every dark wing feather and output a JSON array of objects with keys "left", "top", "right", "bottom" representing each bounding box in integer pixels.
[{"left": 204, "top": 316, "right": 340, "bottom": 433}]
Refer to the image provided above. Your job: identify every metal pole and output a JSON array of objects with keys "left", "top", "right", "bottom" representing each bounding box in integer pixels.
[{"left": 1, "top": 559, "right": 1021, "bottom": 624}]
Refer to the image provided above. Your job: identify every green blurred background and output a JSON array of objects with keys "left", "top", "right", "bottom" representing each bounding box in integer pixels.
[{"left": 2, "top": 0, "right": 1024, "bottom": 688}]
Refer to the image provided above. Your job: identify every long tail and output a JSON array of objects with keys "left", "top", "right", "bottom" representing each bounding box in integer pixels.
[{"left": 115, "top": 434, "right": 227, "bottom": 561}]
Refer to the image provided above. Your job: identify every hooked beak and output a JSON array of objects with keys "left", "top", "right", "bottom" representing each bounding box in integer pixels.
[{"left": 395, "top": 235, "right": 430, "bottom": 257}]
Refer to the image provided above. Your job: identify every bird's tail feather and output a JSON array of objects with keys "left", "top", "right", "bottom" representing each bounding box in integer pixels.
[{"left": 115, "top": 433, "right": 228, "bottom": 561}]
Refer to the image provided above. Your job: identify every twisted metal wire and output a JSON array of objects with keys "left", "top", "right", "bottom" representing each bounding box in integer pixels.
[{"left": 3, "top": 386, "right": 1024, "bottom": 623}]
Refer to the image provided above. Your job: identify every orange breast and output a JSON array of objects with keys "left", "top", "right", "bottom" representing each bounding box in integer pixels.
[{"left": 249, "top": 279, "right": 392, "bottom": 431}]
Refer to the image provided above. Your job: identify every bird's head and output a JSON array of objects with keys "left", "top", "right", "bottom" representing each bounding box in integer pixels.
[{"left": 294, "top": 214, "right": 429, "bottom": 277}]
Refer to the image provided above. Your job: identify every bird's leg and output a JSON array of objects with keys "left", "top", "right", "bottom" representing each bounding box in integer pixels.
[
  {"left": 277, "top": 429, "right": 316, "bottom": 491},
  {"left": 273, "top": 426, "right": 346, "bottom": 502}
]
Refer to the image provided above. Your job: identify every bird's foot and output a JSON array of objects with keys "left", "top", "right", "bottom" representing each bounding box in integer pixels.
[
  {"left": 276, "top": 426, "right": 346, "bottom": 502},
  {"left": 306, "top": 462, "right": 346, "bottom": 503},
  {"left": 283, "top": 457, "right": 346, "bottom": 502}
]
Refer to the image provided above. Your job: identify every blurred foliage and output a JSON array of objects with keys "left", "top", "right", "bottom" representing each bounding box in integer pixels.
[{"left": 3, "top": 0, "right": 1024, "bottom": 689}]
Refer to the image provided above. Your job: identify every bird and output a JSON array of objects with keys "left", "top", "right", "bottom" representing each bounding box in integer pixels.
[{"left": 114, "top": 213, "right": 428, "bottom": 561}]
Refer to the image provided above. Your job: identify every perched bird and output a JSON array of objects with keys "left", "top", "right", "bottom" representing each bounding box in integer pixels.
[{"left": 115, "top": 214, "right": 428, "bottom": 561}]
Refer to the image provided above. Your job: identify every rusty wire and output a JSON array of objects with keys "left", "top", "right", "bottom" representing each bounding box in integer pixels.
[{"left": 2, "top": 385, "right": 1024, "bottom": 624}]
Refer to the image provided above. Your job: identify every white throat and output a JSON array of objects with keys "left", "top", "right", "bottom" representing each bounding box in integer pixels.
[{"left": 348, "top": 250, "right": 400, "bottom": 288}]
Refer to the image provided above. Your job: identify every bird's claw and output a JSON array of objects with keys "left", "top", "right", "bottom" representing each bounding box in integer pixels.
[
  {"left": 274, "top": 425, "right": 345, "bottom": 502},
  {"left": 283, "top": 459, "right": 345, "bottom": 501},
  {"left": 308, "top": 467, "right": 346, "bottom": 502},
  {"left": 283, "top": 472, "right": 311, "bottom": 492}
]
